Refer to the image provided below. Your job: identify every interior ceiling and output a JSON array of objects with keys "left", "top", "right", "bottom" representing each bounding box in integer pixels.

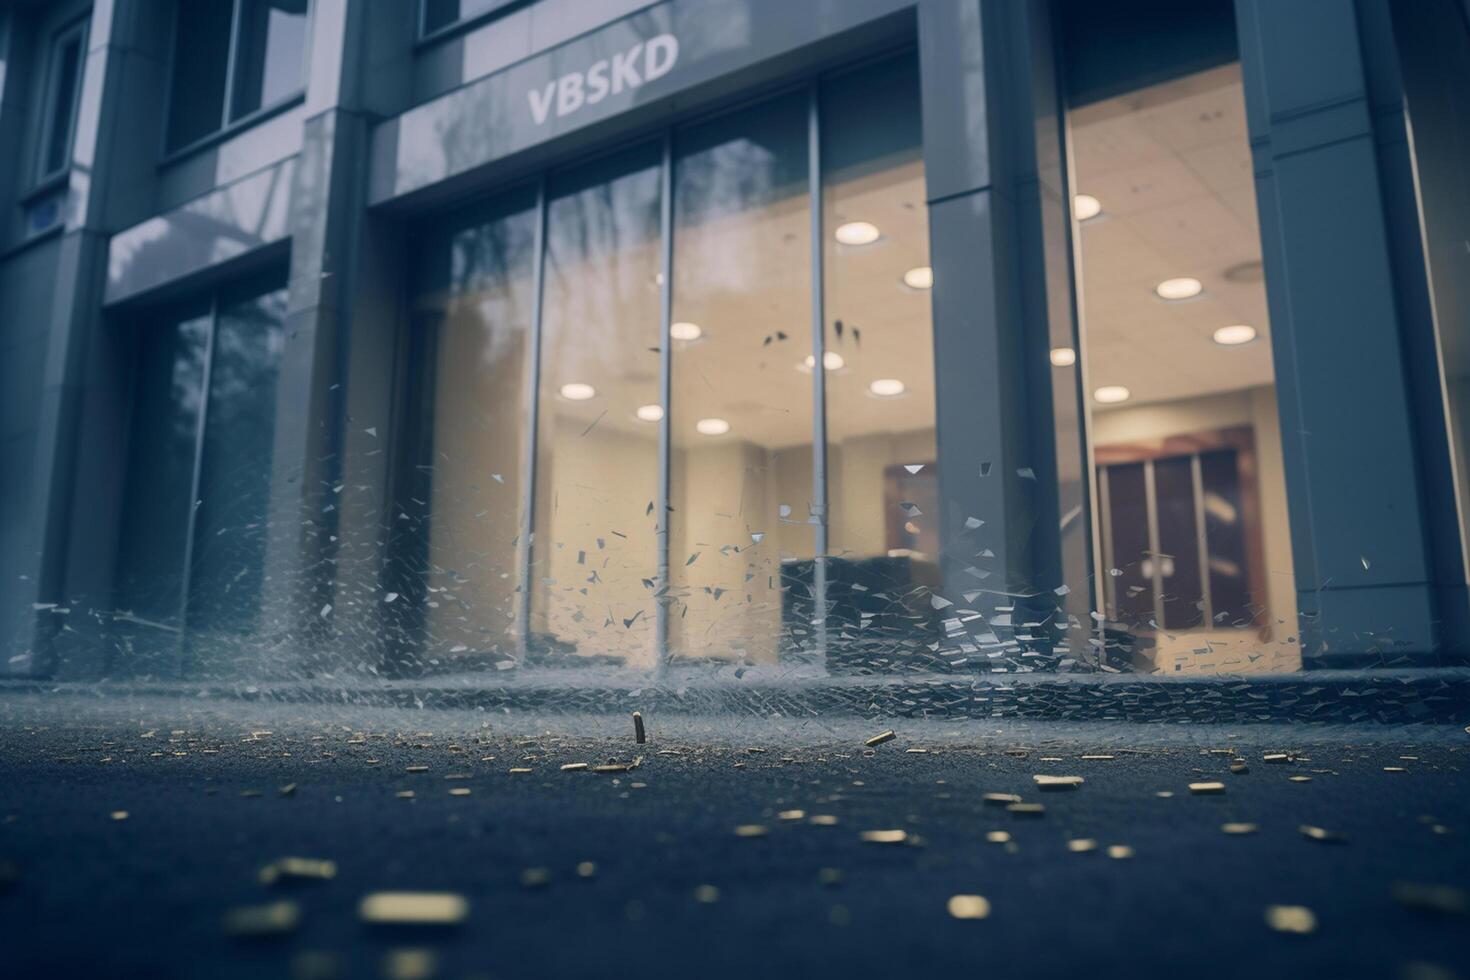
[{"left": 1071, "top": 62, "right": 1277, "bottom": 411}]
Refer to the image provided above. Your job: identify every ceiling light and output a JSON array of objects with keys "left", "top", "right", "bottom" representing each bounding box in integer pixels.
[
  {"left": 1155, "top": 277, "right": 1203, "bottom": 301},
  {"left": 834, "top": 221, "right": 880, "bottom": 246},
  {"left": 1072, "top": 194, "right": 1102, "bottom": 221},
  {"left": 670, "top": 321, "right": 702, "bottom": 341},
  {"left": 1213, "top": 324, "right": 1257, "bottom": 346},
  {"left": 559, "top": 382, "right": 596, "bottom": 401},
  {"left": 1093, "top": 385, "right": 1131, "bottom": 404},
  {"left": 801, "top": 351, "right": 846, "bottom": 372},
  {"left": 635, "top": 404, "right": 664, "bottom": 422},
  {"left": 696, "top": 417, "right": 730, "bottom": 436},
  {"left": 902, "top": 266, "right": 933, "bottom": 290},
  {"left": 1049, "top": 347, "right": 1077, "bottom": 367},
  {"left": 868, "top": 378, "right": 906, "bottom": 397}
]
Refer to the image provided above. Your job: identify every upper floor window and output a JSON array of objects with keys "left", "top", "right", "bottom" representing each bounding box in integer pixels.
[
  {"left": 36, "top": 17, "right": 88, "bottom": 183},
  {"left": 420, "top": 0, "right": 520, "bottom": 39},
  {"left": 165, "top": 0, "right": 308, "bottom": 154}
]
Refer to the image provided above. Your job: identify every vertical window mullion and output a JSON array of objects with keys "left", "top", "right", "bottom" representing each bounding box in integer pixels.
[
  {"left": 178, "top": 294, "right": 219, "bottom": 638},
  {"left": 1143, "top": 459, "right": 1164, "bottom": 629},
  {"left": 220, "top": 0, "right": 244, "bottom": 127},
  {"left": 807, "top": 80, "right": 829, "bottom": 664},
  {"left": 1098, "top": 465, "right": 1115, "bottom": 618},
  {"left": 516, "top": 174, "right": 549, "bottom": 662},
  {"left": 1192, "top": 453, "right": 1213, "bottom": 627},
  {"left": 655, "top": 130, "right": 674, "bottom": 673}
]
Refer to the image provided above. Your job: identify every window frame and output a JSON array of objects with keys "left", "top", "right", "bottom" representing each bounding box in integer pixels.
[
  {"left": 416, "top": 0, "right": 524, "bottom": 45},
  {"left": 34, "top": 14, "right": 90, "bottom": 189},
  {"left": 160, "top": 0, "right": 311, "bottom": 162}
]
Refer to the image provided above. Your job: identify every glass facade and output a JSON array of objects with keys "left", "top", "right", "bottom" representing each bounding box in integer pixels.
[
  {"left": 404, "top": 52, "right": 936, "bottom": 673},
  {"left": 111, "top": 277, "right": 286, "bottom": 669},
  {"left": 1067, "top": 61, "right": 1299, "bottom": 673}
]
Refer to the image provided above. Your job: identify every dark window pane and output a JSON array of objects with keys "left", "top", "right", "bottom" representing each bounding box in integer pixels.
[
  {"left": 41, "top": 30, "right": 83, "bottom": 177},
  {"left": 1104, "top": 462, "right": 1153, "bottom": 627},
  {"left": 166, "top": 0, "right": 233, "bottom": 150},
  {"left": 422, "top": 0, "right": 461, "bottom": 34},
  {"left": 1153, "top": 455, "right": 1203, "bottom": 630},
  {"left": 230, "top": 0, "right": 307, "bottom": 120},
  {"left": 1200, "top": 449, "right": 1251, "bottom": 625},
  {"left": 186, "top": 286, "right": 286, "bottom": 637},
  {"left": 114, "top": 312, "right": 211, "bottom": 627}
]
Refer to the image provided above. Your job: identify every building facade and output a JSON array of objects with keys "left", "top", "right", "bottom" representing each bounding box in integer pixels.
[{"left": 1, "top": 0, "right": 1468, "bottom": 682}]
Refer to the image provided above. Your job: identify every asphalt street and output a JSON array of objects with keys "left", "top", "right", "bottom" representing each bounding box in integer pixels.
[{"left": 1, "top": 694, "right": 1467, "bottom": 980}]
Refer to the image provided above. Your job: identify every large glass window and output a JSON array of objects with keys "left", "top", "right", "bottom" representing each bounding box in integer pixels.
[
  {"left": 420, "top": 0, "right": 519, "bottom": 38},
  {"left": 166, "top": 0, "right": 308, "bottom": 153},
  {"left": 405, "top": 54, "right": 936, "bottom": 676},
  {"left": 1067, "top": 60, "right": 1300, "bottom": 673},
  {"left": 111, "top": 276, "right": 286, "bottom": 670},
  {"left": 531, "top": 144, "right": 663, "bottom": 668},
  {"left": 405, "top": 189, "right": 539, "bottom": 667},
  {"left": 36, "top": 17, "right": 87, "bottom": 183}
]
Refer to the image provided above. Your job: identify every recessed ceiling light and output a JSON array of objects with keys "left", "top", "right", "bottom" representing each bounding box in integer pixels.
[
  {"left": 670, "top": 321, "right": 702, "bottom": 341},
  {"left": 1155, "top": 277, "right": 1203, "bottom": 301},
  {"left": 559, "top": 382, "right": 596, "bottom": 401},
  {"left": 801, "top": 351, "right": 846, "bottom": 372},
  {"left": 1093, "top": 385, "right": 1130, "bottom": 404},
  {"left": 902, "top": 266, "right": 933, "bottom": 290},
  {"left": 1072, "top": 194, "right": 1102, "bottom": 221},
  {"left": 1049, "top": 347, "right": 1077, "bottom": 367},
  {"left": 695, "top": 417, "right": 730, "bottom": 436},
  {"left": 834, "top": 221, "right": 880, "bottom": 246},
  {"left": 868, "top": 378, "right": 906, "bottom": 397},
  {"left": 635, "top": 404, "right": 664, "bottom": 422},
  {"left": 1213, "top": 324, "right": 1257, "bottom": 346}
]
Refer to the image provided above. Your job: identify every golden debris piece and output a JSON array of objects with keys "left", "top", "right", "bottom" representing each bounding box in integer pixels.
[
  {"left": 443, "top": 773, "right": 471, "bottom": 780},
  {"left": 594, "top": 764, "right": 632, "bottom": 774},
  {"left": 1230, "top": 761, "right": 1249, "bottom": 775},
  {"left": 259, "top": 857, "right": 337, "bottom": 885},
  {"left": 449, "top": 788, "right": 471, "bottom": 797},
  {"left": 809, "top": 814, "right": 839, "bottom": 826},
  {"left": 1383, "top": 767, "right": 1407, "bottom": 773},
  {"left": 576, "top": 862, "right": 597, "bottom": 878},
  {"left": 1188, "top": 782, "right": 1226, "bottom": 795},
  {"left": 509, "top": 767, "right": 533, "bottom": 774},
  {"left": 1107, "top": 845, "right": 1134, "bottom": 859},
  {"left": 1033, "top": 774, "right": 1084, "bottom": 791},
  {"left": 359, "top": 892, "right": 468, "bottom": 926},
  {"left": 278, "top": 783, "right": 297, "bottom": 797},
  {"left": 693, "top": 884, "right": 720, "bottom": 903},
  {"left": 395, "top": 790, "right": 415, "bottom": 799},
  {"left": 1007, "top": 803, "right": 1045, "bottom": 817},
  {"left": 1299, "top": 824, "right": 1347, "bottom": 843},
  {"left": 817, "top": 867, "right": 843, "bottom": 886},
  {"left": 947, "top": 894, "right": 991, "bottom": 920},
  {"left": 223, "top": 900, "right": 301, "bottom": 937},
  {"left": 865, "top": 730, "right": 896, "bottom": 748},
  {"left": 1080, "top": 754, "right": 1115, "bottom": 761},
  {"left": 986, "top": 831, "right": 1012, "bottom": 844},
  {"left": 404, "top": 765, "right": 428, "bottom": 774},
  {"left": 1067, "top": 838, "right": 1098, "bottom": 853},
  {"left": 905, "top": 748, "right": 929, "bottom": 754},
  {"left": 633, "top": 711, "right": 646, "bottom": 744},
  {"left": 1288, "top": 775, "right": 1312, "bottom": 783},
  {"left": 983, "top": 793, "right": 1022, "bottom": 806},
  {"left": 560, "top": 763, "right": 589, "bottom": 772},
  {"left": 110, "top": 810, "right": 129, "bottom": 821},
  {"left": 778, "top": 810, "right": 807, "bottom": 821},
  {"left": 1155, "top": 791, "right": 1175, "bottom": 798},
  {"left": 1222, "top": 822, "right": 1260, "bottom": 835},
  {"left": 519, "top": 867, "right": 550, "bottom": 888},
  {"left": 1264, "top": 904, "right": 1316, "bottom": 934},
  {"left": 1263, "top": 753, "right": 1291, "bottom": 764},
  {"left": 734, "top": 824, "right": 770, "bottom": 838},
  {"left": 1040, "top": 756, "right": 1063, "bottom": 763},
  {"left": 1390, "top": 882, "right": 1470, "bottom": 917},
  {"left": 382, "top": 948, "right": 436, "bottom": 980},
  {"left": 860, "top": 829, "right": 908, "bottom": 844}
]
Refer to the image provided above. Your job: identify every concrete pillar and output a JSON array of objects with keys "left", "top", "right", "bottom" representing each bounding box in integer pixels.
[{"left": 1236, "top": 0, "right": 1452, "bottom": 664}]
